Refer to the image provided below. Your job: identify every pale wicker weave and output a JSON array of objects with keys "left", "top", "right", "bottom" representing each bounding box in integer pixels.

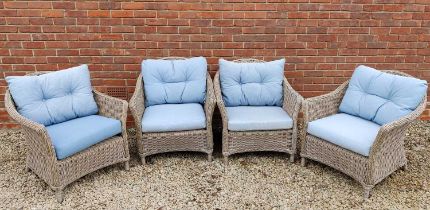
[
  {"left": 214, "top": 58, "right": 303, "bottom": 164},
  {"left": 300, "top": 70, "right": 427, "bottom": 199},
  {"left": 4, "top": 72, "right": 130, "bottom": 203},
  {"left": 129, "top": 57, "right": 216, "bottom": 164}
]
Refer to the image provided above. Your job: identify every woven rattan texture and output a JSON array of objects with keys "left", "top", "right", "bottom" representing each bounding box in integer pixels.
[
  {"left": 129, "top": 57, "right": 216, "bottom": 164},
  {"left": 4, "top": 72, "right": 130, "bottom": 203},
  {"left": 214, "top": 58, "right": 303, "bottom": 164},
  {"left": 301, "top": 70, "right": 427, "bottom": 199}
]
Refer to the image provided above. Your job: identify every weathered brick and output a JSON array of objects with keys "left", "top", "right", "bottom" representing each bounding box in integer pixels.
[
  {"left": 122, "top": 2, "right": 145, "bottom": 10},
  {"left": 41, "top": 10, "right": 64, "bottom": 18},
  {"left": 76, "top": 2, "right": 98, "bottom": 10},
  {"left": 88, "top": 10, "right": 110, "bottom": 18},
  {"left": 52, "top": 1, "right": 75, "bottom": 9},
  {"left": 0, "top": 26, "right": 18, "bottom": 33},
  {"left": 134, "top": 11, "right": 156, "bottom": 18},
  {"left": 22, "top": 42, "right": 45, "bottom": 49},
  {"left": 28, "top": 1, "right": 51, "bottom": 9},
  {"left": 4, "top": 2, "right": 28, "bottom": 9},
  {"left": 10, "top": 49, "right": 32, "bottom": 56},
  {"left": 111, "top": 11, "right": 133, "bottom": 18},
  {"left": 1, "top": 0, "right": 430, "bottom": 127},
  {"left": 17, "top": 10, "right": 42, "bottom": 17},
  {"left": 7, "top": 34, "right": 31, "bottom": 41}
]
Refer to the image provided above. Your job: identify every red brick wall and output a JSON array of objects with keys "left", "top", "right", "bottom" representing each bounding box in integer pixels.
[{"left": 1, "top": 0, "right": 430, "bottom": 128}]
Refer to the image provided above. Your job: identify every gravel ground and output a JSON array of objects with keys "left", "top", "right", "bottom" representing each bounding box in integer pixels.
[{"left": 0, "top": 121, "right": 429, "bottom": 209}]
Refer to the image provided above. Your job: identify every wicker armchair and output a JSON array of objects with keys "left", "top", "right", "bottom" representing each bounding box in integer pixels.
[
  {"left": 129, "top": 57, "right": 216, "bottom": 164},
  {"left": 4, "top": 72, "right": 130, "bottom": 203},
  {"left": 214, "top": 58, "right": 303, "bottom": 164},
  {"left": 300, "top": 70, "right": 427, "bottom": 199}
]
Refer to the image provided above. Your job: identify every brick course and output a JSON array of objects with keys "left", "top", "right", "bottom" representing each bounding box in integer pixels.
[{"left": 1, "top": 0, "right": 429, "bottom": 128}]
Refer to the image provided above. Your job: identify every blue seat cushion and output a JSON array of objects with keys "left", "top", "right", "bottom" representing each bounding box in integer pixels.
[
  {"left": 307, "top": 113, "right": 381, "bottom": 156},
  {"left": 142, "top": 103, "right": 206, "bottom": 132},
  {"left": 6, "top": 65, "right": 98, "bottom": 126},
  {"left": 142, "top": 57, "right": 207, "bottom": 107},
  {"left": 46, "top": 115, "right": 122, "bottom": 160},
  {"left": 219, "top": 58, "right": 285, "bottom": 107},
  {"left": 339, "top": 65, "right": 427, "bottom": 125},
  {"left": 226, "top": 106, "right": 293, "bottom": 131}
]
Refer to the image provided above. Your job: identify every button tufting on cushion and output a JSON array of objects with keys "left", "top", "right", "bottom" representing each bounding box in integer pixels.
[
  {"left": 219, "top": 58, "right": 285, "bottom": 107},
  {"left": 339, "top": 65, "right": 428, "bottom": 125},
  {"left": 142, "top": 57, "right": 207, "bottom": 107},
  {"left": 6, "top": 65, "right": 98, "bottom": 126}
]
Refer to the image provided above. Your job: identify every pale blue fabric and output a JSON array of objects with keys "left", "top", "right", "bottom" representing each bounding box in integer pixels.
[
  {"left": 142, "top": 103, "right": 206, "bottom": 132},
  {"left": 6, "top": 65, "right": 98, "bottom": 126},
  {"left": 339, "top": 65, "right": 427, "bottom": 125},
  {"left": 219, "top": 58, "right": 285, "bottom": 107},
  {"left": 142, "top": 57, "right": 207, "bottom": 107},
  {"left": 226, "top": 106, "right": 293, "bottom": 131},
  {"left": 307, "top": 113, "right": 381, "bottom": 156},
  {"left": 46, "top": 115, "right": 122, "bottom": 160}
]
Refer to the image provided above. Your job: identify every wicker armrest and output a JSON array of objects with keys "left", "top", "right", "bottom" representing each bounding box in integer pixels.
[
  {"left": 369, "top": 97, "right": 427, "bottom": 157},
  {"left": 205, "top": 75, "right": 216, "bottom": 129},
  {"left": 4, "top": 90, "right": 57, "bottom": 160},
  {"left": 93, "top": 90, "right": 129, "bottom": 157},
  {"left": 94, "top": 90, "right": 128, "bottom": 138},
  {"left": 282, "top": 78, "right": 303, "bottom": 120},
  {"left": 129, "top": 74, "right": 145, "bottom": 134},
  {"left": 214, "top": 72, "right": 229, "bottom": 127},
  {"left": 303, "top": 81, "right": 349, "bottom": 123},
  {"left": 93, "top": 90, "right": 128, "bottom": 124},
  {"left": 301, "top": 82, "right": 348, "bottom": 150}
]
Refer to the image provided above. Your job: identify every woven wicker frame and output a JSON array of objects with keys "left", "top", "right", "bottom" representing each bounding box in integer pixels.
[
  {"left": 300, "top": 70, "right": 427, "bottom": 199},
  {"left": 4, "top": 72, "right": 130, "bottom": 203},
  {"left": 214, "top": 58, "right": 303, "bottom": 164},
  {"left": 129, "top": 57, "right": 216, "bottom": 164}
]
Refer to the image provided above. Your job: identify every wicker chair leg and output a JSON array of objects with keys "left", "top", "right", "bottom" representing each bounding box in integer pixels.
[
  {"left": 124, "top": 161, "right": 130, "bottom": 171},
  {"left": 289, "top": 154, "right": 295, "bottom": 163},
  {"left": 363, "top": 185, "right": 373, "bottom": 199},
  {"left": 223, "top": 156, "right": 228, "bottom": 165},
  {"left": 301, "top": 157, "right": 306, "bottom": 167},
  {"left": 207, "top": 153, "right": 213, "bottom": 162},
  {"left": 55, "top": 189, "right": 64, "bottom": 203},
  {"left": 140, "top": 156, "right": 146, "bottom": 165}
]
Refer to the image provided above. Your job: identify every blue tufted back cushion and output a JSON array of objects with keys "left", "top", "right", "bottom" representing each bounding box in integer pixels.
[
  {"left": 219, "top": 58, "right": 285, "bottom": 107},
  {"left": 142, "top": 57, "right": 207, "bottom": 107},
  {"left": 339, "top": 65, "right": 427, "bottom": 125},
  {"left": 6, "top": 65, "right": 98, "bottom": 126}
]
